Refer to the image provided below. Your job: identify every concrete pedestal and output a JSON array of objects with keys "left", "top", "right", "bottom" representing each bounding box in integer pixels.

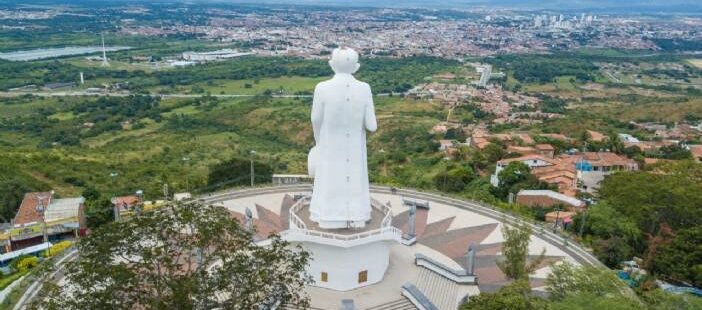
[{"left": 299, "top": 240, "right": 391, "bottom": 291}]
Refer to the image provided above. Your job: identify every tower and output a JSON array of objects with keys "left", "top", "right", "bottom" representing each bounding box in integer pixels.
[{"left": 101, "top": 33, "right": 109, "bottom": 67}]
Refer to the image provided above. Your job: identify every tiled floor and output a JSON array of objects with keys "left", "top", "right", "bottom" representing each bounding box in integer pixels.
[{"left": 220, "top": 190, "right": 579, "bottom": 309}]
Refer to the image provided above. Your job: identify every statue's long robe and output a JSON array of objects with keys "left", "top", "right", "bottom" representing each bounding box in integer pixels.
[{"left": 309, "top": 74, "right": 377, "bottom": 226}]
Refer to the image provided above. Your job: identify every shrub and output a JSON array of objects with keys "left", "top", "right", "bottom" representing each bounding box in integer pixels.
[
  {"left": 15, "top": 256, "right": 38, "bottom": 272},
  {"left": 45, "top": 240, "right": 73, "bottom": 257}
]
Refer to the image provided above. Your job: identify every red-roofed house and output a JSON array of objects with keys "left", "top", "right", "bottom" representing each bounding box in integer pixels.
[{"left": 8, "top": 192, "right": 85, "bottom": 251}]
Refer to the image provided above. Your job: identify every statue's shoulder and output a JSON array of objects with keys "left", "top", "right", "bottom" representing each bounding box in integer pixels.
[{"left": 314, "top": 80, "right": 335, "bottom": 93}]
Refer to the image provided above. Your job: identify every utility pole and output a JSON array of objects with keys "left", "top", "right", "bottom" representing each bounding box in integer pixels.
[
  {"left": 579, "top": 207, "right": 588, "bottom": 238},
  {"left": 36, "top": 193, "right": 50, "bottom": 255},
  {"left": 101, "top": 33, "right": 109, "bottom": 67},
  {"left": 250, "top": 150, "right": 256, "bottom": 187}
]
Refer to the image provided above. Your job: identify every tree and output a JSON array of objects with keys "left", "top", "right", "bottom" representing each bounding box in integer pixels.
[
  {"left": 494, "top": 161, "right": 552, "bottom": 199},
  {"left": 434, "top": 165, "right": 475, "bottom": 192},
  {"left": 545, "top": 262, "right": 627, "bottom": 301},
  {"left": 85, "top": 196, "right": 114, "bottom": 228},
  {"left": 483, "top": 142, "right": 505, "bottom": 164},
  {"left": 496, "top": 223, "right": 545, "bottom": 281},
  {"left": 207, "top": 157, "right": 274, "bottom": 189},
  {"left": 34, "top": 201, "right": 311, "bottom": 310},
  {"left": 651, "top": 226, "right": 702, "bottom": 287},
  {"left": 460, "top": 279, "right": 547, "bottom": 310}
]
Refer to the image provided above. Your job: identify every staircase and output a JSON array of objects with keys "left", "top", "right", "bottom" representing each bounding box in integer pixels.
[
  {"left": 283, "top": 304, "right": 326, "bottom": 310},
  {"left": 414, "top": 267, "right": 461, "bottom": 310},
  {"left": 366, "top": 298, "right": 418, "bottom": 310}
]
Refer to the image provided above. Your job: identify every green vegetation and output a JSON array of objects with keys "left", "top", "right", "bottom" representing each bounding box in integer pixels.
[
  {"left": 574, "top": 161, "right": 702, "bottom": 286},
  {"left": 34, "top": 201, "right": 311, "bottom": 309}
]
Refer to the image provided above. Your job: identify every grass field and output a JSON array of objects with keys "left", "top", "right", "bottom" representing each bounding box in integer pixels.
[{"left": 688, "top": 59, "right": 702, "bottom": 69}]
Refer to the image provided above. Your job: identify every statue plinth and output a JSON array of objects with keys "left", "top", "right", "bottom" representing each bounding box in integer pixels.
[{"left": 283, "top": 195, "right": 401, "bottom": 291}]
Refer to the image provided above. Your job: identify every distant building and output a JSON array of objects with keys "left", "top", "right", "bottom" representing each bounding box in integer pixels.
[
  {"left": 111, "top": 195, "right": 140, "bottom": 220},
  {"left": 5, "top": 192, "right": 85, "bottom": 251},
  {"left": 182, "top": 49, "right": 254, "bottom": 62},
  {"left": 43, "top": 82, "right": 75, "bottom": 90},
  {"left": 491, "top": 151, "right": 637, "bottom": 196},
  {"left": 575, "top": 152, "right": 639, "bottom": 193},
  {"left": 173, "top": 192, "right": 192, "bottom": 202},
  {"left": 272, "top": 174, "right": 313, "bottom": 185},
  {"left": 545, "top": 210, "right": 577, "bottom": 226},
  {"left": 587, "top": 130, "right": 606, "bottom": 142},
  {"left": 516, "top": 190, "right": 586, "bottom": 212}
]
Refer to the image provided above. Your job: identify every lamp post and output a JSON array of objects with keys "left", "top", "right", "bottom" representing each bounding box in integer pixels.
[
  {"left": 249, "top": 150, "right": 256, "bottom": 187},
  {"left": 379, "top": 148, "right": 386, "bottom": 176},
  {"left": 579, "top": 207, "right": 588, "bottom": 238},
  {"left": 553, "top": 206, "right": 561, "bottom": 233},
  {"left": 110, "top": 172, "right": 119, "bottom": 221},
  {"left": 35, "top": 194, "right": 49, "bottom": 255}
]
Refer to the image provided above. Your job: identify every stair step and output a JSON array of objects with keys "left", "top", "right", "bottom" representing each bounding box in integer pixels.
[{"left": 366, "top": 297, "right": 418, "bottom": 310}]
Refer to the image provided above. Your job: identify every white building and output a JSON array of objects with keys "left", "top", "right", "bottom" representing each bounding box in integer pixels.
[{"left": 182, "top": 49, "right": 254, "bottom": 62}]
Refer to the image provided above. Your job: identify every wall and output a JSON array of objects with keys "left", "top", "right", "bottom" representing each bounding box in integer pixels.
[{"left": 299, "top": 240, "right": 391, "bottom": 291}]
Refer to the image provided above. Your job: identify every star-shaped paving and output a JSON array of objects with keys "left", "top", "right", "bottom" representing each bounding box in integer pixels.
[{"left": 229, "top": 194, "right": 564, "bottom": 292}]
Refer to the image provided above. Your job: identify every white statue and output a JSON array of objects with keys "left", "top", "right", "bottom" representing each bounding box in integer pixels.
[{"left": 308, "top": 47, "right": 377, "bottom": 229}]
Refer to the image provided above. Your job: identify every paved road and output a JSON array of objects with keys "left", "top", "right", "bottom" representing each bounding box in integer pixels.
[{"left": 11, "top": 249, "right": 78, "bottom": 310}]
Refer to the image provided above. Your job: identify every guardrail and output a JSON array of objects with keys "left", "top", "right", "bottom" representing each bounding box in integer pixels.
[
  {"left": 289, "top": 197, "right": 309, "bottom": 230},
  {"left": 415, "top": 253, "right": 476, "bottom": 284},
  {"left": 370, "top": 185, "right": 603, "bottom": 268},
  {"left": 401, "top": 283, "right": 439, "bottom": 310}
]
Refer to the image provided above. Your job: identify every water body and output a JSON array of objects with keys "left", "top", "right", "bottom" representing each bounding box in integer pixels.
[{"left": 0, "top": 46, "right": 131, "bottom": 61}]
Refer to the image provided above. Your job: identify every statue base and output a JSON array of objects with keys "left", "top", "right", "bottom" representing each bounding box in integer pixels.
[
  {"left": 283, "top": 196, "right": 402, "bottom": 291},
  {"left": 311, "top": 219, "right": 367, "bottom": 230}
]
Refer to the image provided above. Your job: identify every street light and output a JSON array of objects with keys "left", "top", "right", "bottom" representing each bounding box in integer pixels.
[
  {"left": 553, "top": 206, "right": 561, "bottom": 233},
  {"left": 110, "top": 172, "right": 119, "bottom": 220},
  {"left": 379, "top": 149, "right": 386, "bottom": 176},
  {"left": 250, "top": 150, "right": 257, "bottom": 187}
]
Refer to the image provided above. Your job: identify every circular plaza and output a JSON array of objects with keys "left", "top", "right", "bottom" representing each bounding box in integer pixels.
[{"left": 201, "top": 184, "right": 600, "bottom": 310}]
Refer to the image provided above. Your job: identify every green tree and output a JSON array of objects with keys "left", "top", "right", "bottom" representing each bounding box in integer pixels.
[
  {"left": 85, "top": 196, "right": 114, "bottom": 228},
  {"left": 434, "top": 165, "right": 475, "bottom": 192},
  {"left": 545, "top": 262, "right": 627, "bottom": 300},
  {"left": 651, "top": 226, "right": 702, "bottom": 287},
  {"left": 460, "top": 280, "right": 547, "bottom": 310},
  {"left": 34, "top": 201, "right": 311, "bottom": 310},
  {"left": 496, "top": 223, "right": 545, "bottom": 281},
  {"left": 207, "top": 157, "right": 274, "bottom": 189}
]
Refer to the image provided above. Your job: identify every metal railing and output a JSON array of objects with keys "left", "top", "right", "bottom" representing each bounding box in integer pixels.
[
  {"left": 289, "top": 226, "right": 402, "bottom": 242},
  {"left": 371, "top": 199, "right": 394, "bottom": 229},
  {"left": 200, "top": 184, "right": 602, "bottom": 267},
  {"left": 414, "top": 253, "right": 476, "bottom": 284},
  {"left": 288, "top": 197, "right": 309, "bottom": 231}
]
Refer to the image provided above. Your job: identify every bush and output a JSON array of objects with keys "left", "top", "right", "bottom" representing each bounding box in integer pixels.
[
  {"left": 15, "top": 256, "right": 38, "bottom": 272},
  {"left": 45, "top": 240, "right": 73, "bottom": 257}
]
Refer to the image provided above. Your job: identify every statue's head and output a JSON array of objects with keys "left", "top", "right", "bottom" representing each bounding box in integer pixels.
[{"left": 329, "top": 47, "right": 360, "bottom": 75}]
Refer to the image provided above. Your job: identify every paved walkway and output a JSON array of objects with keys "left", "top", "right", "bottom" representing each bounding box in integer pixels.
[{"left": 210, "top": 184, "right": 602, "bottom": 309}]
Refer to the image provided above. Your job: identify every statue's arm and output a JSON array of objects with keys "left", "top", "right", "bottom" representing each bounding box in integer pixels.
[
  {"left": 364, "top": 84, "right": 377, "bottom": 132},
  {"left": 311, "top": 85, "right": 323, "bottom": 144}
]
